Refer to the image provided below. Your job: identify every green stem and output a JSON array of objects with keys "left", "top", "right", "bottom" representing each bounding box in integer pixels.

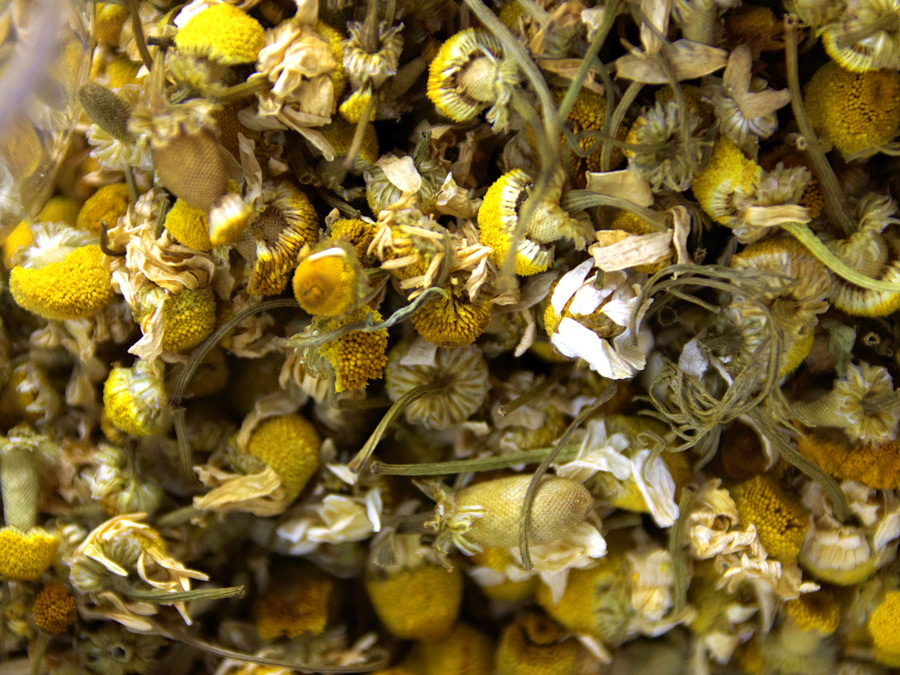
[
  {"left": 561, "top": 189, "right": 668, "bottom": 230},
  {"left": 668, "top": 488, "right": 693, "bottom": 617},
  {"left": 601, "top": 81, "right": 642, "bottom": 172},
  {"left": 120, "top": 585, "right": 245, "bottom": 604},
  {"left": 213, "top": 75, "right": 271, "bottom": 104},
  {"left": 370, "top": 444, "right": 583, "bottom": 475}
]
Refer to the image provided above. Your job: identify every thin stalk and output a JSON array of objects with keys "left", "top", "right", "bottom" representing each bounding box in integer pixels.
[
  {"left": 126, "top": 0, "right": 153, "bottom": 70},
  {"left": 213, "top": 75, "right": 271, "bottom": 104},
  {"left": 157, "top": 504, "right": 204, "bottom": 528},
  {"left": 119, "top": 585, "right": 245, "bottom": 604},
  {"left": 370, "top": 443, "right": 583, "bottom": 475},
  {"left": 668, "top": 488, "right": 693, "bottom": 617},
  {"left": 361, "top": 0, "right": 381, "bottom": 53},
  {"left": 173, "top": 407, "right": 201, "bottom": 488},
  {"left": 125, "top": 166, "right": 139, "bottom": 202},
  {"left": 348, "top": 381, "right": 448, "bottom": 474},
  {"left": 519, "top": 386, "right": 616, "bottom": 570},
  {"left": 497, "top": 368, "right": 567, "bottom": 417},
  {"left": 343, "top": 93, "right": 378, "bottom": 171},
  {"left": 29, "top": 632, "right": 48, "bottom": 675},
  {"left": 783, "top": 15, "right": 856, "bottom": 237},
  {"left": 601, "top": 81, "right": 642, "bottom": 172},
  {"left": 562, "top": 189, "right": 668, "bottom": 230}
]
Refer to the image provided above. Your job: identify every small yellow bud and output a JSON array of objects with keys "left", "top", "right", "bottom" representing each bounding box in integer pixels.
[{"left": 102, "top": 361, "right": 169, "bottom": 437}]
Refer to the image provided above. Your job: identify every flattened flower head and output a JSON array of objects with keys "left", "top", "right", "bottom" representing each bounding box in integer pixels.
[
  {"left": 33, "top": 583, "right": 78, "bottom": 634},
  {"left": 0, "top": 527, "right": 59, "bottom": 581},
  {"left": 174, "top": 3, "right": 265, "bottom": 65},
  {"left": 410, "top": 285, "right": 492, "bottom": 348},
  {"left": 316, "top": 306, "right": 389, "bottom": 392},
  {"left": 731, "top": 474, "right": 809, "bottom": 563},
  {"left": 244, "top": 414, "right": 320, "bottom": 502},
  {"left": 163, "top": 198, "right": 212, "bottom": 251}
]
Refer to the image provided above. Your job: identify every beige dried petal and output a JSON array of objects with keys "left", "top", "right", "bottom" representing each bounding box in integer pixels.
[
  {"left": 670, "top": 205, "right": 691, "bottom": 266},
  {"left": 742, "top": 204, "right": 810, "bottom": 226},
  {"left": 434, "top": 173, "right": 478, "bottom": 218},
  {"left": 537, "top": 59, "right": 605, "bottom": 93},
  {"left": 193, "top": 465, "right": 291, "bottom": 517},
  {"left": 616, "top": 40, "right": 727, "bottom": 83},
  {"left": 78, "top": 591, "right": 156, "bottom": 633},
  {"left": 640, "top": 0, "right": 671, "bottom": 56},
  {"left": 585, "top": 169, "right": 654, "bottom": 207},
  {"left": 128, "top": 302, "right": 165, "bottom": 361},
  {"left": 376, "top": 154, "right": 422, "bottom": 195},
  {"left": 590, "top": 230, "right": 673, "bottom": 271}
]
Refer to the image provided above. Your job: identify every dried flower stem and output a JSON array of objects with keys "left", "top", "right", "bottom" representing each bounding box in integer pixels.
[
  {"left": 126, "top": 0, "right": 153, "bottom": 70},
  {"left": 668, "top": 488, "right": 692, "bottom": 617},
  {"left": 519, "top": 385, "right": 616, "bottom": 570},
  {"left": 497, "top": 368, "right": 568, "bottom": 417},
  {"left": 100, "top": 220, "right": 126, "bottom": 257},
  {"left": 370, "top": 443, "right": 582, "bottom": 475},
  {"left": 343, "top": 94, "right": 378, "bottom": 171},
  {"left": 601, "top": 81, "right": 642, "bottom": 172},
  {"left": 562, "top": 189, "right": 668, "bottom": 230}
]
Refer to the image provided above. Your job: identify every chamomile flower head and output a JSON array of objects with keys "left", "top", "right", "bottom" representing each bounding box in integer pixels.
[
  {"left": 625, "top": 100, "right": 711, "bottom": 192},
  {"left": 156, "top": 286, "right": 217, "bottom": 353},
  {"left": 385, "top": 342, "right": 489, "bottom": 429},
  {"left": 102, "top": 360, "right": 170, "bottom": 437},
  {"left": 784, "top": 589, "right": 841, "bottom": 635},
  {"left": 366, "top": 140, "right": 448, "bottom": 216},
  {"left": 797, "top": 430, "right": 900, "bottom": 489},
  {"left": 256, "top": 563, "right": 335, "bottom": 639},
  {"left": 495, "top": 611, "right": 580, "bottom": 675},
  {"left": 174, "top": 3, "right": 266, "bottom": 66},
  {"left": 234, "top": 182, "right": 320, "bottom": 297},
  {"left": 805, "top": 61, "right": 900, "bottom": 157},
  {"left": 544, "top": 259, "right": 652, "bottom": 380},
  {"left": 405, "top": 622, "right": 495, "bottom": 675},
  {"left": 427, "top": 28, "right": 519, "bottom": 130},
  {"left": 831, "top": 362, "right": 900, "bottom": 443},
  {"left": 427, "top": 474, "right": 593, "bottom": 555},
  {"left": 0, "top": 527, "right": 59, "bottom": 581},
  {"left": 731, "top": 474, "right": 810, "bottom": 563},
  {"left": 478, "top": 168, "right": 590, "bottom": 276},
  {"left": 9, "top": 223, "right": 115, "bottom": 321},
  {"left": 316, "top": 306, "right": 389, "bottom": 392},
  {"left": 76, "top": 183, "right": 131, "bottom": 235},
  {"left": 342, "top": 21, "right": 404, "bottom": 90},
  {"left": 32, "top": 583, "right": 77, "bottom": 635},
  {"left": 163, "top": 198, "right": 212, "bottom": 251},
  {"left": 822, "top": 0, "right": 900, "bottom": 72},
  {"left": 245, "top": 414, "right": 320, "bottom": 503},
  {"left": 410, "top": 284, "right": 492, "bottom": 348},
  {"left": 293, "top": 244, "right": 367, "bottom": 317},
  {"left": 869, "top": 590, "right": 900, "bottom": 666},
  {"left": 328, "top": 217, "right": 379, "bottom": 264},
  {"left": 556, "top": 87, "right": 625, "bottom": 181}
]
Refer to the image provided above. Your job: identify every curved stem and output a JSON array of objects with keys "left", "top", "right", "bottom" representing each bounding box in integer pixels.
[
  {"left": 668, "top": 488, "right": 692, "bottom": 617},
  {"left": 783, "top": 15, "right": 856, "bottom": 237},
  {"left": 561, "top": 189, "right": 668, "bottom": 230},
  {"left": 100, "top": 220, "right": 126, "bottom": 257},
  {"left": 126, "top": 0, "right": 153, "bottom": 70},
  {"left": 348, "top": 381, "right": 448, "bottom": 474},
  {"left": 601, "top": 81, "right": 642, "bottom": 172}
]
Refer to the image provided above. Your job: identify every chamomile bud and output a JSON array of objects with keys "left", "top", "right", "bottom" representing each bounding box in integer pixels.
[
  {"left": 102, "top": 360, "right": 170, "bottom": 437},
  {"left": 429, "top": 475, "right": 593, "bottom": 555},
  {"left": 496, "top": 611, "right": 580, "bottom": 675},
  {"left": 163, "top": 198, "right": 213, "bottom": 251}
]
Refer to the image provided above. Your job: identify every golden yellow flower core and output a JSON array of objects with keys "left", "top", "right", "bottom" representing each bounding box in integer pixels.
[
  {"left": 692, "top": 136, "right": 762, "bottom": 224},
  {"left": 316, "top": 22, "right": 347, "bottom": 100},
  {"left": 556, "top": 87, "right": 625, "bottom": 180},
  {"left": 164, "top": 199, "right": 212, "bottom": 251},
  {"left": 870, "top": 590, "right": 900, "bottom": 667},
  {"left": 256, "top": 567, "right": 334, "bottom": 640},
  {"left": 784, "top": 589, "right": 841, "bottom": 635},
  {"left": 245, "top": 414, "right": 320, "bottom": 502},
  {"left": 102, "top": 363, "right": 168, "bottom": 437},
  {"left": 160, "top": 286, "right": 217, "bottom": 352},
  {"left": 10, "top": 245, "right": 116, "bottom": 321},
  {"left": 174, "top": 4, "right": 265, "bottom": 65},
  {"left": 328, "top": 218, "right": 378, "bottom": 263},
  {"left": 365, "top": 563, "right": 463, "bottom": 642},
  {"left": 0, "top": 527, "right": 59, "bottom": 581},
  {"left": 76, "top": 183, "right": 131, "bottom": 234},
  {"left": 410, "top": 286, "right": 492, "bottom": 348},
  {"left": 293, "top": 249, "right": 360, "bottom": 317},
  {"left": 406, "top": 622, "right": 495, "bottom": 675},
  {"left": 33, "top": 583, "right": 77, "bottom": 634},
  {"left": 797, "top": 429, "right": 900, "bottom": 489},
  {"left": 339, "top": 88, "right": 375, "bottom": 123},
  {"left": 2, "top": 221, "right": 33, "bottom": 268},
  {"left": 318, "top": 117, "right": 378, "bottom": 166},
  {"left": 104, "top": 56, "right": 142, "bottom": 90},
  {"left": 805, "top": 62, "right": 900, "bottom": 157},
  {"left": 731, "top": 474, "right": 809, "bottom": 563},
  {"left": 39, "top": 195, "right": 82, "bottom": 227},
  {"left": 318, "top": 306, "right": 389, "bottom": 392},
  {"left": 496, "top": 612, "right": 580, "bottom": 675}
]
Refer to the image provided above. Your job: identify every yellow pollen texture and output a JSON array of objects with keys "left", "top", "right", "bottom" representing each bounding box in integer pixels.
[
  {"left": 174, "top": 4, "right": 265, "bottom": 65},
  {"left": 245, "top": 414, "right": 320, "bottom": 502},
  {"left": 731, "top": 474, "right": 809, "bottom": 563}
]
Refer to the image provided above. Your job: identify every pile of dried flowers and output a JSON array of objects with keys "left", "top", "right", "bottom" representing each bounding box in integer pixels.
[{"left": 3, "top": 0, "right": 900, "bottom": 672}]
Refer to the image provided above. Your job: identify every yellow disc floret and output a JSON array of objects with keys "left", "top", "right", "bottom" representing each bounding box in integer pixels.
[
  {"left": 406, "top": 622, "right": 495, "bottom": 675},
  {"left": 293, "top": 247, "right": 363, "bottom": 317},
  {"left": 870, "top": 590, "right": 900, "bottom": 667},
  {"left": 805, "top": 62, "right": 900, "bottom": 158},
  {"left": 0, "top": 527, "right": 59, "bottom": 581},
  {"left": 244, "top": 414, "right": 320, "bottom": 502},
  {"left": 174, "top": 4, "right": 265, "bottom": 65},
  {"left": 256, "top": 566, "right": 334, "bottom": 640},
  {"left": 365, "top": 563, "right": 463, "bottom": 642},
  {"left": 410, "top": 285, "right": 492, "bottom": 348},
  {"left": 10, "top": 245, "right": 115, "bottom": 321},
  {"left": 798, "top": 430, "right": 900, "bottom": 489},
  {"left": 328, "top": 218, "right": 378, "bottom": 264},
  {"left": 692, "top": 137, "right": 762, "bottom": 224},
  {"left": 496, "top": 611, "right": 580, "bottom": 675},
  {"left": 783, "top": 589, "right": 841, "bottom": 635},
  {"left": 33, "top": 583, "right": 78, "bottom": 634},
  {"left": 731, "top": 474, "right": 810, "bottom": 563},
  {"left": 164, "top": 198, "right": 213, "bottom": 251},
  {"left": 318, "top": 306, "right": 389, "bottom": 393},
  {"left": 160, "top": 286, "right": 217, "bottom": 352},
  {"left": 76, "top": 183, "right": 131, "bottom": 234}
]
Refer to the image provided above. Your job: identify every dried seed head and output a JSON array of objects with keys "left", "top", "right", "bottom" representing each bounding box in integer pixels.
[
  {"left": 164, "top": 198, "right": 213, "bottom": 250},
  {"left": 76, "top": 183, "right": 132, "bottom": 234},
  {"left": 342, "top": 22, "right": 404, "bottom": 90},
  {"left": 154, "top": 128, "right": 229, "bottom": 211},
  {"left": 33, "top": 583, "right": 77, "bottom": 634},
  {"left": 78, "top": 83, "right": 135, "bottom": 142},
  {"left": 431, "top": 474, "right": 593, "bottom": 554},
  {"left": 783, "top": 589, "right": 841, "bottom": 635},
  {"left": 798, "top": 429, "right": 900, "bottom": 489}
]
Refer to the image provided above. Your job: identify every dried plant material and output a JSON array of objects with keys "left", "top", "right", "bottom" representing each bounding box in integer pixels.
[
  {"left": 616, "top": 40, "right": 728, "bottom": 84},
  {"left": 585, "top": 169, "right": 654, "bottom": 207}
]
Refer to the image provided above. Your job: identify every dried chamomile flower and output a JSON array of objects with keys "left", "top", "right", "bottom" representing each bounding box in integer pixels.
[
  {"left": 313, "top": 305, "right": 389, "bottom": 392},
  {"left": 243, "top": 414, "right": 320, "bottom": 503},
  {"left": 826, "top": 194, "right": 900, "bottom": 316},
  {"left": 869, "top": 590, "right": 900, "bottom": 666},
  {"left": 316, "top": 117, "right": 379, "bottom": 185},
  {"left": 366, "top": 137, "right": 448, "bottom": 216},
  {"left": 625, "top": 100, "right": 711, "bottom": 193},
  {"left": 384, "top": 342, "right": 489, "bottom": 429},
  {"left": 478, "top": 168, "right": 591, "bottom": 276},
  {"left": 427, "top": 29, "right": 519, "bottom": 130},
  {"left": 256, "top": 563, "right": 335, "bottom": 640},
  {"left": 328, "top": 217, "right": 379, "bottom": 264},
  {"left": 9, "top": 223, "right": 115, "bottom": 321},
  {"left": 370, "top": 198, "right": 449, "bottom": 283},
  {"left": 405, "top": 622, "right": 495, "bottom": 675},
  {"left": 555, "top": 86, "right": 625, "bottom": 181},
  {"left": 805, "top": 61, "right": 900, "bottom": 157},
  {"left": 233, "top": 182, "right": 319, "bottom": 296},
  {"left": 795, "top": 362, "right": 900, "bottom": 443},
  {"left": 759, "top": 611, "right": 839, "bottom": 674},
  {"left": 822, "top": 0, "right": 900, "bottom": 72},
  {"left": 760, "top": 145, "right": 825, "bottom": 219},
  {"left": 496, "top": 611, "right": 580, "bottom": 675},
  {"left": 730, "top": 474, "right": 810, "bottom": 563},
  {"left": 90, "top": 444, "right": 163, "bottom": 516},
  {"left": 468, "top": 546, "right": 540, "bottom": 601},
  {"left": 342, "top": 21, "right": 403, "bottom": 92},
  {"left": 0, "top": 362, "right": 63, "bottom": 428},
  {"left": 783, "top": 589, "right": 841, "bottom": 635},
  {"left": 701, "top": 45, "right": 792, "bottom": 153},
  {"left": 293, "top": 244, "right": 367, "bottom": 317},
  {"left": 74, "top": 622, "right": 165, "bottom": 674},
  {"left": 693, "top": 137, "right": 810, "bottom": 243},
  {"left": 797, "top": 429, "right": 900, "bottom": 489},
  {"left": 102, "top": 360, "right": 170, "bottom": 437},
  {"left": 427, "top": 474, "right": 593, "bottom": 556},
  {"left": 410, "top": 284, "right": 492, "bottom": 348},
  {"left": 724, "top": 5, "right": 786, "bottom": 55},
  {"left": 174, "top": 3, "right": 266, "bottom": 66},
  {"left": 135, "top": 285, "right": 217, "bottom": 353},
  {"left": 0, "top": 527, "right": 60, "bottom": 581},
  {"left": 76, "top": 183, "right": 132, "bottom": 235},
  {"left": 32, "top": 582, "right": 77, "bottom": 635},
  {"left": 365, "top": 535, "right": 463, "bottom": 642},
  {"left": 543, "top": 259, "right": 652, "bottom": 380},
  {"left": 163, "top": 198, "right": 213, "bottom": 251},
  {"left": 724, "top": 236, "right": 831, "bottom": 377}
]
